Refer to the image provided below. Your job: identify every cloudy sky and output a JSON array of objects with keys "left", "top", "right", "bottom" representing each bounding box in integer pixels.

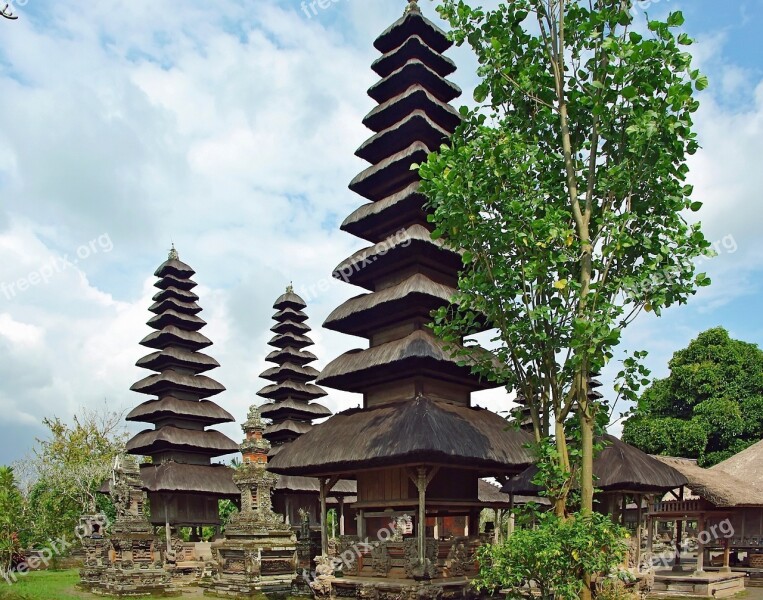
[{"left": 0, "top": 0, "right": 760, "bottom": 465}]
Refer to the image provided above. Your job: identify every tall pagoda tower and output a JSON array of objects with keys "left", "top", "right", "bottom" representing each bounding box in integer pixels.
[
  {"left": 259, "top": 287, "right": 331, "bottom": 455},
  {"left": 269, "top": 1, "right": 533, "bottom": 585},
  {"left": 126, "top": 248, "right": 239, "bottom": 527},
  {"left": 259, "top": 287, "right": 356, "bottom": 528}
]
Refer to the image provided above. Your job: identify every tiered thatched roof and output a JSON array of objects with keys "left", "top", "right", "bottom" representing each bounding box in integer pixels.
[
  {"left": 258, "top": 288, "right": 332, "bottom": 452},
  {"left": 126, "top": 248, "right": 238, "bottom": 498},
  {"left": 270, "top": 1, "right": 532, "bottom": 480},
  {"left": 257, "top": 289, "right": 356, "bottom": 498}
]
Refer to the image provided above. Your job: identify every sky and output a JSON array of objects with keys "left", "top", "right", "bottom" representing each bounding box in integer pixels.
[{"left": 0, "top": 0, "right": 761, "bottom": 465}]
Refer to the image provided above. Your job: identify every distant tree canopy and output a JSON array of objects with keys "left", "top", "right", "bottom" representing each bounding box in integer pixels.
[
  {"left": 623, "top": 327, "right": 763, "bottom": 466},
  {"left": 16, "top": 404, "right": 127, "bottom": 546}
]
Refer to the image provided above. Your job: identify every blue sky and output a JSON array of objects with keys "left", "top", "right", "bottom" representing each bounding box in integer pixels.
[{"left": 0, "top": 0, "right": 761, "bottom": 465}]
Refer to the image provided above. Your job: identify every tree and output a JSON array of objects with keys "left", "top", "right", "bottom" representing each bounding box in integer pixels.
[
  {"left": 21, "top": 404, "right": 128, "bottom": 543},
  {"left": 0, "top": 467, "right": 25, "bottom": 573},
  {"left": 419, "top": 1, "right": 709, "bottom": 596},
  {"left": 623, "top": 327, "right": 763, "bottom": 465}
]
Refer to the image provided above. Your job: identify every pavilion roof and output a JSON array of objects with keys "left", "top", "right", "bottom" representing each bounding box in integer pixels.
[
  {"left": 503, "top": 435, "right": 688, "bottom": 496},
  {"left": 268, "top": 397, "right": 534, "bottom": 477},
  {"left": 654, "top": 455, "right": 763, "bottom": 508},
  {"left": 711, "top": 439, "right": 763, "bottom": 491}
]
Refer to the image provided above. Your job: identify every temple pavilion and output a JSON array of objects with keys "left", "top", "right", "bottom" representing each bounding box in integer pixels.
[
  {"left": 258, "top": 288, "right": 356, "bottom": 530},
  {"left": 268, "top": 1, "right": 534, "bottom": 592},
  {"left": 126, "top": 247, "right": 239, "bottom": 530}
]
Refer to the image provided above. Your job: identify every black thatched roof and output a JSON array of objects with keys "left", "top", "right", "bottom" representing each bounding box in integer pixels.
[
  {"left": 273, "top": 291, "right": 307, "bottom": 311},
  {"left": 268, "top": 397, "right": 534, "bottom": 477},
  {"left": 502, "top": 435, "right": 688, "bottom": 495},
  {"left": 316, "top": 329, "right": 496, "bottom": 392},
  {"left": 374, "top": 3, "right": 451, "bottom": 54},
  {"left": 126, "top": 426, "right": 238, "bottom": 457},
  {"left": 127, "top": 397, "right": 235, "bottom": 425},
  {"left": 372, "top": 35, "right": 456, "bottom": 78},
  {"left": 140, "top": 463, "right": 239, "bottom": 497},
  {"left": 259, "top": 398, "right": 332, "bottom": 419}
]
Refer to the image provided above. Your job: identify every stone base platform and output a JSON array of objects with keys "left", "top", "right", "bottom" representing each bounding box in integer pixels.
[
  {"left": 651, "top": 570, "right": 746, "bottom": 598},
  {"left": 78, "top": 567, "right": 178, "bottom": 597},
  {"left": 330, "top": 575, "right": 479, "bottom": 600}
]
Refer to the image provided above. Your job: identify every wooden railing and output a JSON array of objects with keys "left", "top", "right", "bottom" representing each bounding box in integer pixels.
[{"left": 651, "top": 500, "right": 704, "bottom": 514}]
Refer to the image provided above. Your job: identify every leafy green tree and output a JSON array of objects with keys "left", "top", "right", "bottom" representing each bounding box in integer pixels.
[
  {"left": 21, "top": 405, "right": 127, "bottom": 543},
  {"left": 420, "top": 1, "right": 709, "bottom": 595},
  {"left": 623, "top": 327, "right": 763, "bottom": 465},
  {"left": 0, "top": 467, "right": 25, "bottom": 573},
  {"left": 473, "top": 512, "right": 628, "bottom": 600},
  {"left": 422, "top": 0, "right": 708, "bottom": 511}
]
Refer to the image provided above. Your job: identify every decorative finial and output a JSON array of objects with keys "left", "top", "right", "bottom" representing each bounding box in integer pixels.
[
  {"left": 168, "top": 243, "right": 178, "bottom": 261},
  {"left": 286, "top": 282, "right": 294, "bottom": 294},
  {"left": 405, "top": 0, "right": 420, "bottom": 15}
]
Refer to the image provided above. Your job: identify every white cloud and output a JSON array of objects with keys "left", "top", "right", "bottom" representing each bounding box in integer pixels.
[{"left": 0, "top": 0, "right": 759, "bottom": 463}]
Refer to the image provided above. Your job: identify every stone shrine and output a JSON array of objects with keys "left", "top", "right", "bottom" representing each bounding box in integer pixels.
[{"left": 206, "top": 408, "right": 297, "bottom": 597}]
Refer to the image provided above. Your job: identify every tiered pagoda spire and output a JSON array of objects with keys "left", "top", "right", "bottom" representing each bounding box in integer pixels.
[
  {"left": 318, "top": 4, "right": 490, "bottom": 405},
  {"left": 126, "top": 248, "right": 238, "bottom": 524},
  {"left": 270, "top": 2, "right": 532, "bottom": 482},
  {"left": 258, "top": 287, "right": 331, "bottom": 456}
]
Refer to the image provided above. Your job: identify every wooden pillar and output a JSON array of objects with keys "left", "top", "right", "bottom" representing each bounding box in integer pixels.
[
  {"left": 409, "top": 467, "right": 438, "bottom": 566},
  {"left": 695, "top": 514, "right": 705, "bottom": 575},
  {"left": 433, "top": 516, "right": 440, "bottom": 540},
  {"left": 722, "top": 540, "right": 732, "bottom": 573},
  {"left": 674, "top": 489, "right": 684, "bottom": 571},
  {"left": 319, "top": 478, "right": 328, "bottom": 556},
  {"left": 339, "top": 497, "right": 345, "bottom": 536},
  {"left": 285, "top": 497, "right": 291, "bottom": 526},
  {"left": 621, "top": 494, "right": 627, "bottom": 526},
  {"left": 508, "top": 494, "right": 515, "bottom": 539},
  {"left": 417, "top": 467, "right": 427, "bottom": 564},
  {"left": 357, "top": 509, "right": 365, "bottom": 540},
  {"left": 165, "top": 515, "right": 172, "bottom": 554},
  {"left": 636, "top": 494, "right": 643, "bottom": 568},
  {"left": 495, "top": 509, "right": 502, "bottom": 544}
]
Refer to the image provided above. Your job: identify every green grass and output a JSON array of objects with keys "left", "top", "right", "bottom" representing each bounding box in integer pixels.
[
  {"left": 0, "top": 569, "right": 83, "bottom": 599},
  {"left": 0, "top": 569, "right": 174, "bottom": 600}
]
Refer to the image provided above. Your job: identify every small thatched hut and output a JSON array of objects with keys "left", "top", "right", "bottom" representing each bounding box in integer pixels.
[{"left": 652, "top": 455, "right": 763, "bottom": 572}]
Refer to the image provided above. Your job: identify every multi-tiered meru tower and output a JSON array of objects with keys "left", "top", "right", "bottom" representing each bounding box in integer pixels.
[
  {"left": 126, "top": 248, "right": 239, "bottom": 527},
  {"left": 258, "top": 288, "right": 355, "bottom": 529},
  {"left": 269, "top": 2, "right": 533, "bottom": 590}
]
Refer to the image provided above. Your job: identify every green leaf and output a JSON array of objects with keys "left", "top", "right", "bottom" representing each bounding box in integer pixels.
[
  {"left": 667, "top": 12, "right": 686, "bottom": 27},
  {"left": 695, "top": 75, "right": 709, "bottom": 91},
  {"left": 473, "top": 83, "right": 489, "bottom": 103}
]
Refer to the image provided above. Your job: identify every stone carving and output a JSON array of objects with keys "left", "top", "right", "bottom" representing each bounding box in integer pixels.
[
  {"left": 446, "top": 540, "right": 470, "bottom": 576},
  {"left": 310, "top": 554, "right": 336, "bottom": 598},
  {"left": 371, "top": 543, "right": 391, "bottom": 576},
  {"left": 391, "top": 515, "right": 412, "bottom": 542},
  {"left": 78, "top": 456, "right": 169, "bottom": 596},
  {"left": 403, "top": 539, "right": 438, "bottom": 580}
]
